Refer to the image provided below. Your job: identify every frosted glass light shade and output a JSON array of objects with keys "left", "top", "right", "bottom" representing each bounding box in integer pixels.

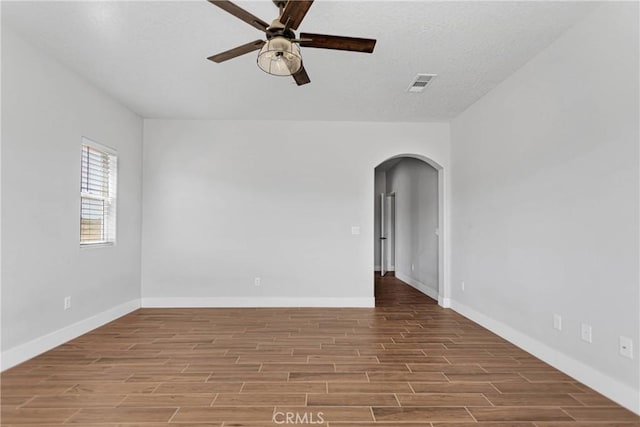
[{"left": 257, "top": 37, "right": 302, "bottom": 76}]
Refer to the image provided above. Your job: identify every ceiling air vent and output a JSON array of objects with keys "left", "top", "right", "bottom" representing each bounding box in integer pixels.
[{"left": 407, "top": 74, "right": 437, "bottom": 93}]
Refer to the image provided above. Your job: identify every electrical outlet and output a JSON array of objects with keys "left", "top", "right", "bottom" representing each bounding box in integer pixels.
[
  {"left": 461, "top": 281, "right": 465, "bottom": 291},
  {"left": 553, "top": 314, "right": 562, "bottom": 331},
  {"left": 254, "top": 277, "right": 261, "bottom": 287},
  {"left": 64, "top": 296, "right": 71, "bottom": 310},
  {"left": 619, "top": 336, "right": 634, "bottom": 359},
  {"left": 351, "top": 226, "right": 360, "bottom": 235},
  {"left": 581, "top": 323, "right": 592, "bottom": 343}
]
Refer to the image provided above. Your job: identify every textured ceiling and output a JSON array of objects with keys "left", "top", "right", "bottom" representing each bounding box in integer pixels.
[{"left": 2, "top": 1, "right": 598, "bottom": 121}]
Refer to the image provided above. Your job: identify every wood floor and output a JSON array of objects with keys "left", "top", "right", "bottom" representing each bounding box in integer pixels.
[{"left": 2, "top": 274, "right": 638, "bottom": 426}]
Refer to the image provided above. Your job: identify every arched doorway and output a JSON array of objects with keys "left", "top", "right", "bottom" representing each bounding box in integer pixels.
[{"left": 374, "top": 154, "right": 446, "bottom": 305}]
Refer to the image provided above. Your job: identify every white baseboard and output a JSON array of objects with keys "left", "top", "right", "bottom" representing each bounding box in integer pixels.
[
  {"left": 450, "top": 299, "right": 640, "bottom": 415},
  {"left": 1, "top": 299, "right": 141, "bottom": 372},
  {"left": 438, "top": 296, "right": 451, "bottom": 308},
  {"left": 395, "top": 272, "right": 439, "bottom": 301},
  {"left": 142, "top": 297, "right": 375, "bottom": 308}
]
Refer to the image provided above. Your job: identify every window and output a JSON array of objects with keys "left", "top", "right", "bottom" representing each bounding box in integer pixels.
[{"left": 80, "top": 138, "right": 117, "bottom": 245}]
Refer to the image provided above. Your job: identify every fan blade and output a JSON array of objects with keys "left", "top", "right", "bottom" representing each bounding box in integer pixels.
[
  {"left": 299, "top": 33, "right": 376, "bottom": 53},
  {"left": 208, "top": 40, "right": 266, "bottom": 63},
  {"left": 208, "top": 0, "right": 269, "bottom": 32},
  {"left": 281, "top": 0, "right": 314, "bottom": 30},
  {"left": 292, "top": 65, "right": 311, "bottom": 86}
]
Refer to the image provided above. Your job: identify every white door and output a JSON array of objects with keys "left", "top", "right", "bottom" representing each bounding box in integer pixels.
[
  {"left": 380, "top": 193, "right": 396, "bottom": 276},
  {"left": 380, "top": 193, "right": 386, "bottom": 276},
  {"left": 385, "top": 194, "right": 396, "bottom": 273}
]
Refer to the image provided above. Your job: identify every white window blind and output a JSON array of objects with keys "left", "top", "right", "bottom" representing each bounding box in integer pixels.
[{"left": 80, "top": 139, "right": 117, "bottom": 245}]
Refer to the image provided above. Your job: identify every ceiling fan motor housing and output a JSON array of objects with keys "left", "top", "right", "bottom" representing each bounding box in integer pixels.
[{"left": 266, "top": 26, "right": 296, "bottom": 41}]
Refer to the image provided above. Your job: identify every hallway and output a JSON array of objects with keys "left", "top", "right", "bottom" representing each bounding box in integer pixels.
[{"left": 375, "top": 272, "right": 439, "bottom": 307}]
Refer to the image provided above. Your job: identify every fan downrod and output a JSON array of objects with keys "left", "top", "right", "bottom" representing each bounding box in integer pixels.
[{"left": 273, "top": 0, "right": 287, "bottom": 17}]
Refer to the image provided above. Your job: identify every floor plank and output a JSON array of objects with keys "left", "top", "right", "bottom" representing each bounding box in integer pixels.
[
  {"left": 372, "top": 407, "right": 474, "bottom": 422},
  {"left": 468, "top": 407, "right": 574, "bottom": 422}
]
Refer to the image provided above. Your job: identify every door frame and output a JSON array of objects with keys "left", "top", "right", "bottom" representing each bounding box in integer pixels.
[{"left": 373, "top": 154, "right": 449, "bottom": 308}]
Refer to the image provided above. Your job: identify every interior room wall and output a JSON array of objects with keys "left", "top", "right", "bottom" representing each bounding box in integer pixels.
[
  {"left": 1, "top": 26, "right": 144, "bottom": 369},
  {"left": 141, "top": 120, "right": 450, "bottom": 307},
  {"left": 450, "top": 3, "right": 639, "bottom": 412},
  {"left": 386, "top": 158, "right": 439, "bottom": 298}
]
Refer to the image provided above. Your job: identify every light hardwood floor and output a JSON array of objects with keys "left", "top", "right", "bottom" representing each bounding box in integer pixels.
[{"left": 1, "top": 274, "right": 639, "bottom": 426}]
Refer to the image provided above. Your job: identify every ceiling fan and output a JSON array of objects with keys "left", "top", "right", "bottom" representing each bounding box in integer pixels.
[{"left": 207, "top": 0, "right": 377, "bottom": 86}]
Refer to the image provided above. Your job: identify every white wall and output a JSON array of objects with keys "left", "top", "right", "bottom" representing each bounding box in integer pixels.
[
  {"left": 141, "top": 120, "right": 450, "bottom": 306},
  {"left": 1, "top": 26, "right": 143, "bottom": 368},
  {"left": 386, "top": 158, "right": 439, "bottom": 297},
  {"left": 451, "top": 3, "right": 639, "bottom": 412}
]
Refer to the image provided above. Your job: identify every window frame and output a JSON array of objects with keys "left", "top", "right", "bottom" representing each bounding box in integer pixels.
[{"left": 80, "top": 137, "right": 118, "bottom": 247}]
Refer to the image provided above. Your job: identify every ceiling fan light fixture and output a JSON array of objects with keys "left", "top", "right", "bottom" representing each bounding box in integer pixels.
[{"left": 257, "top": 36, "right": 302, "bottom": 76}]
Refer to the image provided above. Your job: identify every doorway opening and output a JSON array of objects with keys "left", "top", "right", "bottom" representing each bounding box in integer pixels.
[{"left": 374, "top": 156, "right": 440, "bottom": 302}]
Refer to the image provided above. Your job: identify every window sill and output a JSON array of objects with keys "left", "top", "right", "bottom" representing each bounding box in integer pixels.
[{"left": 80, "top": 242, "right": 115, "bottom": 249}]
